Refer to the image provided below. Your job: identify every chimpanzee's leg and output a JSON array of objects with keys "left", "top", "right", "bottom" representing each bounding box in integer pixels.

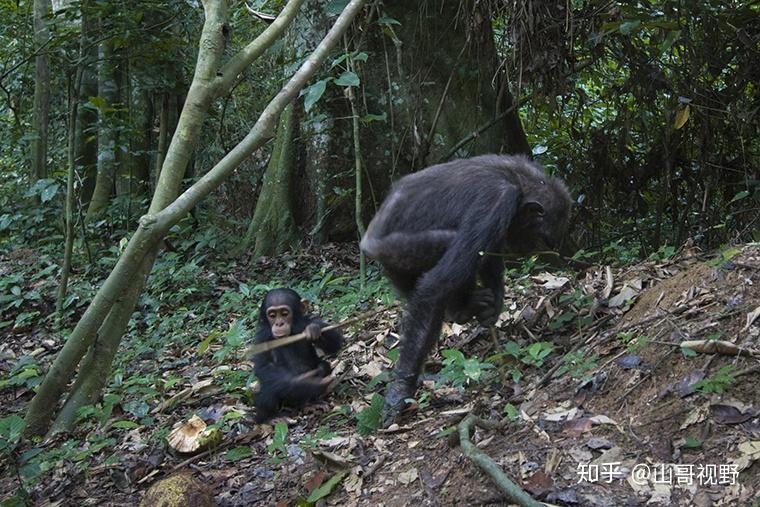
[
  {"left": 383, "top": 300, "right": 446, "bottom": 424},
  {"left": 474, "top": 255, "right": 506, "bottom": 325},
  {"left": 361, "top": 230, "right": 456, "bottom": 275}
]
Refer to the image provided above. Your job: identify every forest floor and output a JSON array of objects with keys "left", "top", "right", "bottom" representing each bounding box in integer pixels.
[{"left": 1, "top": 243, "right": 760, "bottom": 506}]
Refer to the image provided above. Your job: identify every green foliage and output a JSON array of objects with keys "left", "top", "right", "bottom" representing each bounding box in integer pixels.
[
  {"left": 503, "top": 403, "right": 519, "bottom": 421},
  {"left": 0, "top": 415, "right": 24, "bottom": 456},
  {"left": 693, "top": 365, "right": 736, "bottom": 394},
  {"left": 267, "top": 421, "right": 289, "bottom": 463},
  {"left": 437, "top": 349, "right": 494, "bottom": 389},
  {"left": 356, "top": 394, "right": 384, "bottom": 436},
  {"left": 521, "top": 342, "right": 554, "bottom": 368},
  {"left": 491, "top": 340, "right": 555, "bottom": 379},
  {"left": 300, "top": 426, "right": 339, "bottom": 449},
  {"left": 306, "top": 471, "right": 347, "bottom": 503},
  {"left": 555, "top": 350, "right": 598, "bottom": 380},
  {"left": 618, "top": 332, "right": 651, "bottom": 353},
  {"left": 0, "top": 357, "right": 42, "bottom": 391},
  {"left": 225, "top": 446, "right": 253, "bottom": 462}
]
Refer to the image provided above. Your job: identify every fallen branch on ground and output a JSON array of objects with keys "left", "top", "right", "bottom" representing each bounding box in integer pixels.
[{"left": 457, "top": 414, "right": 545, "bottom": 507}]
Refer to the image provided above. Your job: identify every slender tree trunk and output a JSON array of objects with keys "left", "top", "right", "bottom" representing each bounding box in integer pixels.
[
  {"left": 25, "top": 0, "right": 363, "bottom": 436},
  {"left": 56, "top": 55, "right": 85, "bottom": 315},
  {"left": 30, "top": 0, "right": 51, "bottom": 182},
  {"left": 85, "top": 38, "right": 119, "bottom": 221},
  {"left": 346, "top": 51, "right": 366, "bottom": 289},
  {"left": 154, "top": 93, "right": 170, "bottom": 185},
  {"left": 128, "top": 88, "right": 153, "bottom": 197}
]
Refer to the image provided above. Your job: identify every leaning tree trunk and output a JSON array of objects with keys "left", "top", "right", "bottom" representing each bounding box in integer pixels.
[
  {"left": 248, "top": 0, "right": 530, "bottom": 253},
  {"left": 24, "top": 0, "right": 366, "bottom": 437},
  {"left": 30, "top": 0, "right": 51, "bottom": 182}
]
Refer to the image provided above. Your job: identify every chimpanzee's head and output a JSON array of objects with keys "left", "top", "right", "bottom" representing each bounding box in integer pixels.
[
  {"left": 259, "top": 288, "right": 305, "bottom": 338},
  {"left": 508, "top": 172, "right": 572, "bottom": 253}
]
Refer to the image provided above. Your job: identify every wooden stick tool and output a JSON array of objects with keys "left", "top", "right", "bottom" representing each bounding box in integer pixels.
[{"left": 245, "top": 307, "right": 388, "bottom": 357}]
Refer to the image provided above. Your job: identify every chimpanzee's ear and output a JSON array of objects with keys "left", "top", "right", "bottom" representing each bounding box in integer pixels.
[
  {"left": 522, "top": 201, "right": 545, "bottom": 217},
  {"left": 301, "top": 299, "right": 312, "bottom": 314}
]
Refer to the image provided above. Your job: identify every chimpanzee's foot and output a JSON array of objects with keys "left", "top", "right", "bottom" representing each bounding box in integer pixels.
[{"left": 381, "top": 375, "right": 417, "bottom": 427}]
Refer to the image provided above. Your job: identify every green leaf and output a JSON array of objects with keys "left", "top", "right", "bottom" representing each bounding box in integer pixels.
[
  {"left": 198, "top": 331, "right": 219, "bottom": 354},
  {"left": 307, "top": 471, "right": 347, "bottom": 502},
  {"left": 377, "top": 16, "right": 401, "bottom": 26},
  {"left": 88, "top": 96, "right": 106, "bottom": 109},
  {"left": 335, "top": 71, "right": 360, "bottom": 87},
  {"left": 660, "top": 30, "right": 681, "bottom": 54},
  {"left": 619, "top": 20, "right": 641, "bottom": 35},
  {"left": 361, "top": 112, "right": 387, "bottom": 124},
  {"left": 353, "top": 52, "right": 368, "bottom": 62},
  {"left": 674, "top": 105, "right": 690, "bottom": 129},
  {"left": 225, "top": 446, "right": 253, "bottom": 462},
  {"left": 357, "top": 394, "right": 384, "bottom": 436},
  {"left": 303, "top": 79, "right": 330, "bottom": 112},
  {"left": 730, "top": 190, "right": 749, "bottom": 203},
  {"left": 504, "top": 403, "right": 519, "bottom": 421},
  {"left": 40, "top": 183, "right": 60, "bottom": 203},
  {"left": 226, "top": 320, "right": 246, "bottom": 347},
  {"left": 112, "top": 420, "right": 140, "bottom": 429}
]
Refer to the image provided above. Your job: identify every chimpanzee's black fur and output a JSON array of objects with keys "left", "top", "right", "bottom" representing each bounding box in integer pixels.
[
  {"left": 360, "top": 155, "right": 572, "bottom": 424},
  {"left": 252, "top": 288, "right": 343, "bottom": 422}
]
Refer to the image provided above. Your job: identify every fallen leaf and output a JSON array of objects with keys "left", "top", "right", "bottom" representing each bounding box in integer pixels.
[
  {"left": 523, "top": 471, "right": 554, "bottom": 496},
  {"left": 398, "top": 467, "right": 418, "bottom": 485},
  {"left": 680, "top": 404, "right": 709, "bottom": 430},
  {"left": 735, "top": 441, "right": 760, "bottom": 470},
  {"left": 532, "top": 273, "right": 570, "bottom": 290},
  {"left": 586, "top": 437, "right": 613, "bottom": 450},
  {"left": 609, "top": 285, "right": 638, "bottom": 308},
  {"left": 711, "top": 403, "right": 758, "bottom": 425},
  {"left": 744, "top": 305, "right": 760, "bottom": 330},
  {"left": 562, "top": 417, "right": 593, "bottom": 437}
]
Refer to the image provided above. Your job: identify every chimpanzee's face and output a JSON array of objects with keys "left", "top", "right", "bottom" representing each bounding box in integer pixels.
[{"left": 267, "top": 305, "right": 293, "bottom": 337}]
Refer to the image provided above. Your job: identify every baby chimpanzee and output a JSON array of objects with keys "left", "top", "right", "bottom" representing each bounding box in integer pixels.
[{"left": 252, "top": 288, "right": 343, "bottom": 422}]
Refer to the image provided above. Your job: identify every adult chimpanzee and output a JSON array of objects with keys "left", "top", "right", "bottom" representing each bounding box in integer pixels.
[
  {"left": 360, "top": 154, "right": 572, "bottom": 424},
  {"left": 252, "top": 288, "right": 343, "bottom": 422}
]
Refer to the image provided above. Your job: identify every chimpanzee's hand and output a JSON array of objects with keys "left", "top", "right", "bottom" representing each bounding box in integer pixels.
[
  {"left": 305, "top": 323, "right": 322, "bottom": 342},
  {"left": 473, "top": 288, "right": 501, "bottom": 327}
]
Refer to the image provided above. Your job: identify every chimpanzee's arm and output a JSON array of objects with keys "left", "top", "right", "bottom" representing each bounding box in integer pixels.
[
  {"left": 253, "top": 359, "right": 331, "bottom": 422},
  {"left": 308, "top": 318, "right": 343, "bottom": 355}
]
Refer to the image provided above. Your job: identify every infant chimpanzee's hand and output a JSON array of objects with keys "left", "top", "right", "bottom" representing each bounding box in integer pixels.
[{"left": 305, "top": 323, "right": 322, "bottom": 342}]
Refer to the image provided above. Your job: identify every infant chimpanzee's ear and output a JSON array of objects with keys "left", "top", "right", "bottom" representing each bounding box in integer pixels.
[{"left": 300, "top": 299, "right": 312, "bottom": 314}]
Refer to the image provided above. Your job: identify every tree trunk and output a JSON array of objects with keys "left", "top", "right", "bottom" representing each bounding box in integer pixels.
[
  {"left": 249, "top": 0, "right": 530, "bottom": 254},
  {"left": 125, "top": 86, "right": 153, "bottom": 198},
  {"left": 85, "top": 37, "right": 119, "bottom": 221},
  {"left": 247, "top": 104, "right": 298, "bottom": 257},
  {"left": 30, "top": 0, "right": 51, "bottom": 182},
  {"left": 24, "top": 0, "right": 363, "bottom": 437}
]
